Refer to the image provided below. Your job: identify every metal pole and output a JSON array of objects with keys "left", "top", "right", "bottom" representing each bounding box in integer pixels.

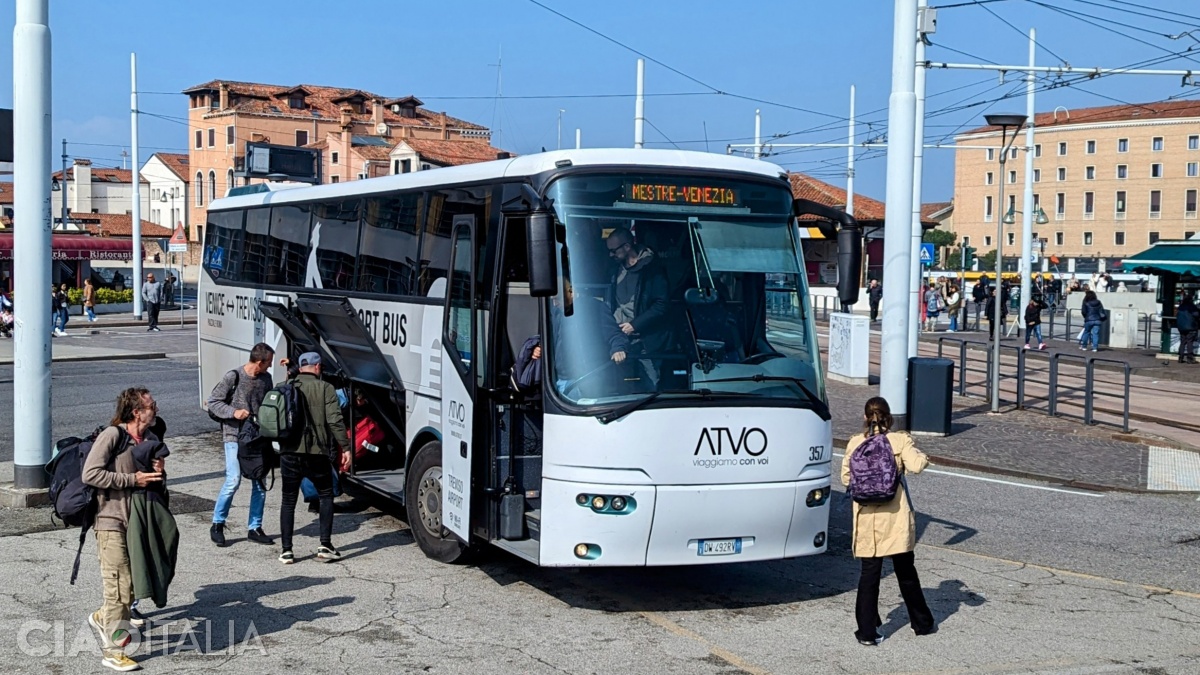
[
  {"left": 1019, "top": 28, "right": 1036, "bottom": 328},
  {"left": 60, "top": 138, "right": 66, "bottom": 230},
  {"left": 634, "top": 58, "right": 645, "bottom": 149},
  {"left": 557, "top": 109, "right": 564, "bottom": 150},
  {"left": 754, "top": 109, "right": 762, "bottom": 160},
  {"left": 130, "top": 52, "right": 143, "bottom": 319},
  {"left": 575, "top": 128, "right": 581, "bottom": 149},
  {"left": 909, "top": 0, "right": 929, "bottom": 357},
  {"left": 991, "top": 126, "right": 1014, "bottom": 413},
  {"left": 881, "top": 0, "right": 920, "bottom": 426},
  {"left": 12, "top": 0, "right": 53, "bottom": 490},
  {"left": 846, "top": 86, "right": 855, "bottom": 216}
]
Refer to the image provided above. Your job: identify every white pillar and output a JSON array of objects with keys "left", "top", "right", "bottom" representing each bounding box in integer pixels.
[
  {"left": 754, "top": 109, "right": 762, "bottom": 159},
  {"left": 1019, "top": 28, "right": 1037, "bottom": 323},
  {"left": 846, "top": 86, "right": 856, "bottom": 217},
  {"left": 575, "top": 128, "right": 581, "bottom": 149},
  {"left": 12, "top": 0, "right": 52, "bottom": 489},
  {"left": 908, "top": 0, "right": 929, "bottom": 357},
  {"left": 881, "top": 0, "right": 920, "bottom": 424},
  {"left": 131, "top": 53, "right": 143, "bottom": 319},
  {"left": 634, "top": 59, "right": 645, "bottom": 149}
]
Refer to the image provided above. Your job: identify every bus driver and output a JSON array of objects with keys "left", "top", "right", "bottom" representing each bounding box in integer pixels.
[{"left": 605, "top": 227, "right": 670, "bottom": 385}]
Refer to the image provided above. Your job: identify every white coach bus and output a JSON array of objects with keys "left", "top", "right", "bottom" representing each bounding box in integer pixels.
[{"left": 198, "top": 148, "right": 861, "bottom": 566}]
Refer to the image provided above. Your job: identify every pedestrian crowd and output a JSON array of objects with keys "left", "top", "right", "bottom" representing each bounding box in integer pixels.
[{"left": 0, "top": 273, "right": 181, "bottom": 339}]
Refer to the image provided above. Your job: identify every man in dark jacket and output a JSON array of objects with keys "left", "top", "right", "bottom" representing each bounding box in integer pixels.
[
  {"left": 606, "top": 227, "right": 670, "bottom": 384},
  {"left": 278, "top": 352, "right": 350, "bottom": 564},
  {"left": 1176, "top": 293, "right": 1198, "bottom": 364},
  {"left": 867, "top": 280, "right": 883, "bottom": 322},
  {"left": 985, "top": 287, "right": 1007, "bottom": 341}
]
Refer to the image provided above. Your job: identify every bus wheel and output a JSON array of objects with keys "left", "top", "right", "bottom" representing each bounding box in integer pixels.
[{"left": 405, "top": 440, "right": 469, "bottom": 563}]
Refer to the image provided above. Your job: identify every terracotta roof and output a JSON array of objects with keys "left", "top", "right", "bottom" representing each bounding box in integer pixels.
[
  {"left": 0, "top": 182, "right": 12, "bottom": 205},
  {"left": 961, "top": 100, "right": 1200, "bottom": 135},
  {"left": 354, "top": 145, "right": 395, "bottom": 162},
  {"left": 153, "top": 153, "right": 189, "bottom": 181},
  {"left": 400, "top": 138, "right": 511, "bottom": 167},
  {"left": 66, "top": 211, "right": 171, "bottom": 238},
  {"left": 789, "top": 173, "right": 886, "bottom": 222},
  {"left": 52, "top": 167, "right": 147, "bottom": 184},
  {"left": 183, "top": 79, "right": 488, "bottom": 131},
  {"left": 922, "top": 201, "right": 953, "bottom": 220}
]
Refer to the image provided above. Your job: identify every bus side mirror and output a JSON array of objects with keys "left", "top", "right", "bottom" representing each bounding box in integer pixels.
[
  {"left": 527, "top": 210, "right": 558, "bottom": 297},
  {"left": 837, "top": 227, "right": 862, "bottom": 306}
]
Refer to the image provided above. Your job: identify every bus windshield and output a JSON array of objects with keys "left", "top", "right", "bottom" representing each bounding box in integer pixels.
[{"left": 545, "top": 173, "right": 823, "bottom": 410}]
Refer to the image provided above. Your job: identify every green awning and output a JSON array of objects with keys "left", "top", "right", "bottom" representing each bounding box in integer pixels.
[{"left": 1123, "top": 241, "right": 1200, "bottom": 278}]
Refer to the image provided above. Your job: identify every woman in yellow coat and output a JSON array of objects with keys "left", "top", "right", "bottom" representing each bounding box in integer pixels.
[{"left": 840, "top": 396, "right": 935, "bottom": 645}]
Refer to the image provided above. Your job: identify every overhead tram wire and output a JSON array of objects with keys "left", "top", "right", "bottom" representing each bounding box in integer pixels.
[
  {"left": 1023, "top": 0, "right": 1200, "bottom": 64},
  {"left": 977, "top": 1, "right": 1072, "bottom": 65},
  {"left": 643, "top": 118, "right": 681, "bottom": 150},
  {"left": 1059, "top": 0, "right": 1200, "bottom": 30},
  {"left": 1066, "top": 0, "right": 1200, "bottom": 26}
]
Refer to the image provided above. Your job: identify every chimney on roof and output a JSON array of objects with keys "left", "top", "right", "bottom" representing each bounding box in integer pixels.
[
  {"left": 440, "top": 111, "right": 449, "bottom": 140},
  {"left": 372, "top": 99, "right": 384, "bottom": 126},
  {"left": 340, "top": 106, "right": 353, "bottom": 129},
  {"left": 72, "top": 159, "right": 93, "bottom": 215},
  {"left": 219, "top": 83, "right": 228, "bottom": 110}
]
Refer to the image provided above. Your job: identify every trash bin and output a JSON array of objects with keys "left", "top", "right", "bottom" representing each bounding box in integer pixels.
[{"left": 907, "top": 357, "right": 954, "bottom": 436}]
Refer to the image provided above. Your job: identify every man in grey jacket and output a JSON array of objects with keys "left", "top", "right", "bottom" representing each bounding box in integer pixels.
[
  {"left": 141, "top": 273, "right": 163, "bottom": 332},
  {"left": 206, "top": 342, "right": 275, "bottom": 547}
]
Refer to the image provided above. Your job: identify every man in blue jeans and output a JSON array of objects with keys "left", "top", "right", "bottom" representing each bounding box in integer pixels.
[{"left": 206, "top": 342, "right": 276, "bottom": 547}]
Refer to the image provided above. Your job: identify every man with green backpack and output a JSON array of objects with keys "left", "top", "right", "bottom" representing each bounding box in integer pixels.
[{"left": 267, "top": 351, "right": 349, "bottom": 564}]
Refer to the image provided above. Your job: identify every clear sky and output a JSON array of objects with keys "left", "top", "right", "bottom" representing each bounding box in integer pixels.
[{"left": 3, "top": 0, "right": 1200, "bottom": 202}]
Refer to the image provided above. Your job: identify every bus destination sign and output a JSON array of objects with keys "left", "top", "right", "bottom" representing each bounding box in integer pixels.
[{"left": 625, "top": 182, "right": 739, "bottom": 207}]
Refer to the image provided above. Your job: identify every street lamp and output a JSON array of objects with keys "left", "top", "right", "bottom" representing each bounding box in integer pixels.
[
  {"left": 984, "top": 112, "right": 1028, "bottom": 413},
  {"left": 1002, "top": 206, "right": 1049, "bottom": 226}
]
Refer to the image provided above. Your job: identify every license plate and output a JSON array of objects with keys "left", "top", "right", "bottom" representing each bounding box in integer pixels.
[{"left": 698, "top": 538, "right": 741, "bottom": 556}]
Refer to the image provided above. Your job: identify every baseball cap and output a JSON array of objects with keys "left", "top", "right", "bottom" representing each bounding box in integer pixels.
[{"left": 298, "top": 352, "right": 322, "bottom": 367}]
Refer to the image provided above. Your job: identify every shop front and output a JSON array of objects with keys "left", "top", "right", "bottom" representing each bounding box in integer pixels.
[{"left": 0, "top": 233, "right": 141, "bottom": 291}]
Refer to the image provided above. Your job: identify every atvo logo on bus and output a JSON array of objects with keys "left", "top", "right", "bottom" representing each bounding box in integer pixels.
[{"left": 693, "top": 427, "right": 769, "bottom": 469}]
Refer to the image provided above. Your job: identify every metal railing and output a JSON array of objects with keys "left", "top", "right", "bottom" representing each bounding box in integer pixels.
[{"left": 937, "top": 335, "right": 1132, "bottom": 432}]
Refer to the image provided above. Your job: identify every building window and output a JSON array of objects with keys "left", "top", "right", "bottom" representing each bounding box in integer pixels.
[
  {"left": 1058, "top": 141, "right": 1067, "bottom": 156},
  {"left": 984, "top": 236, "right": 992, "bottom": 247},
  {"left": 987, "top": 148, "right": 994, "bottom": 161},
  {"left": 1190, "top": 135, "right": 1199, "bottom": 150},
  {"left": 1008, "top": 194, "right": 1016, "bottom": 213},
  {"left": 1114, "top": 232, "right": 1125, "bottom": 246},
  {"left": 1188, "top": 189, "right": 1198, "bottom": 216},
  {"left": 208, "top": 171, "right": 216, "bottom": 202},
  {"left": 195, "top": 172, "right": 203, "bottom": 206},
  {"left": 1056, "top": 193, "right": 1065, "bottom": 219},
  {"left": 1010, "top": 147, "right": 1018, "bottom": 159},
  {"left": 1084, "top": 191, "right": 1094, "bottom": 217},
  {"left": 1007, "top": 232, "right": 1015, "bottom": 246},
  {"left": 208, "top": 128, "right": 215, "bottom": 147},
  {"left": 295, "top": 130, "right": 308, "bottom": 147},
  {"left": 1149, "top": 232, "right": 1160, "bottom": 244},
  {"left": 1152, "top": 137, "right": 1164, "bottom": 151},
  {"left": 962, "top": 236, "right": 970, "bottom": 246},
  {"left": 1188, "top": 162, "right": 1199, "bottom": 178},
  {"left": 1055, "top": 232, "right": 1064, "bottom": 246},
  {"left": 1085, "top": 166, "right": 1095, "bottom": 180},
  {"left": 1057, "top": 167, "right": 1066, "bottom": 181},
  {"left": 1151, "top": 163, "right": 1163, "bottom": 178},
  {"left": 400, "top": 159, "right": 412, "bottom": 174},
  {"left": 1086, "top": 140, "right": 1096, "bottom": 154},
  {"left": 331, "top": 151, "right": 339, "bottom": 165},
  {"left": 984, "top": 195, "right": 993, "bottom": 222},
  {"left": 1188, "top": 231, "right": 1197, "bottom": 239},
  {"left": 1006, "top": 170, "right": 1015, "bottom": 184},
  {"left": 1033, "top": 168, "right": 1041, "bottom": 182},
  {"left": 1115, "top": 190, "right": 1127, "bottom": 218},
  {"left": 1117, "top": 138, "right": 1128, "bottom": 153},
  {"left": 1116, "top": 164, "right": 1127, "bottom": 179},
  {"left": 1150, "top": 190, "right": 1162, "bottom": 217},
  {"left": 194, "top": 130, "right": 202, "bottom": 149},
  {"left": 985, "top": 171, "right": 993, "bottom": 185},
  {"left": 288, "top": 95, "right": 305, "bottom": 110},
  {"left": 226, "top": 169, "right": 234, "bottom": 196},
  {"left": 226, "top": 125, "right": 235, "bottom": 146},
  {"left": 1083, "top": 232, "right": 1093, "bottom": 246},
  {"left": 1034, "top": 144, "right": 1042, "bottom": 157},
  {"left": 331, "top": 175, "right": 339, "bottom": 183}
]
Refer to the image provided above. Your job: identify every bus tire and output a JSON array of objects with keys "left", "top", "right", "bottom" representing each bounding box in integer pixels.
[{"left": 405, "top": 440, "right": 469, "bottom": 564}]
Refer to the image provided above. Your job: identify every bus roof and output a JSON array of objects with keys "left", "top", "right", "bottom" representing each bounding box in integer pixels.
[{"left": 210, "top": 148, "right": 789, "bottom": 210}]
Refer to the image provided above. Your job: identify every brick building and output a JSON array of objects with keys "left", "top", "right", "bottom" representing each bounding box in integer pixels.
[{"left": 952, "top": 100, "right": 1200, "bottom": 274}]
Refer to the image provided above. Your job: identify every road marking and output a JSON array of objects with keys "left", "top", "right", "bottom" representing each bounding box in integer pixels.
[
  {"left": 832, "top": 453, "right": 1104, "bottom": 497},
  {"left": 637, "top": 611, "right": 770, "bottom": 675},
  {"left": 924, "top": 543, "right": 1200, "bottom": 601}
]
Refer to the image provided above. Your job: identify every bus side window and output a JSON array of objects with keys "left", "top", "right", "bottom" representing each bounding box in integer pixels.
[
  {"left": 311, "top": 199, "right": 362, "bottom": 290},
  {"left": 360, "top": 194, "right": 423, "bottom": 295},
  {"left": 242, "top": 207, "right": 271, "bottom": 285},
  {"left": 267, "top": 204, "right": 312, "bottom": 287},
  {"left": 203, "top": 210, "right": 245, "bottom": 282},
  {"left": 419, "top": 188, "right": 488, "bottom": 297}
]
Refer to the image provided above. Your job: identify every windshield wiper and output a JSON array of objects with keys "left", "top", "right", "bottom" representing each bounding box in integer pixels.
[
  {"left": 598, "top": 388, "right": 730, "bottom": 425},
  {"left": 694, "top": 374, "right": 830, "bottom": 420}
]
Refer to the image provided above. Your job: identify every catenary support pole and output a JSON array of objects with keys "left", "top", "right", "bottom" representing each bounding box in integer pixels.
[
  {"left": 881, "top": 0, "right": 919, "bottom": 427},
  {"left": 1019, "top": 28, "right": 1037, "bottom": 326},
  {"left": 12, "top": 0, "right": 52, "bottom": 490},
  {"left": 908, "top": 0, "right": 929, "bottom": 357},
  {"left": 60, "top": 138, "right": 66, "bottom": 229},
  {"left": 847, "top": 86, "right": 856, "bottom": 217},
  {"left": 131, "top": 52, "right": 143, "bottom": 319},
  {"left": 754, "top": 109, "right": 762, "bottom": 159},
  {"left": 576, "top": 128, "right": 581, "bottom": 149},
  {"left": 634, "top": 59, "right": 645, "bottom": 149}
]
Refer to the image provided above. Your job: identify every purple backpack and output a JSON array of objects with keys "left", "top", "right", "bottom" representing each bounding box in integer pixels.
[{"left": 848, "top": 433, "right": 900, "bottom": 504}]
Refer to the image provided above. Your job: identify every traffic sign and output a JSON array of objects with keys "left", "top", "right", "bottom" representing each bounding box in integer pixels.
[
  {"left": 168, "top": 223, "right": 188, "bottom": 253},
  {"left": 920, "top": 243, "right": 935, "bottom": 267}
]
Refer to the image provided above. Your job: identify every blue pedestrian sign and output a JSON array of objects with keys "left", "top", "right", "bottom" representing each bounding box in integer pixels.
[{"left": 920, "top": 243, "right": 935, "bottom": 267}]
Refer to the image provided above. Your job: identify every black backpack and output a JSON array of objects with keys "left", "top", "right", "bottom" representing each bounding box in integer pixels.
[
  {"left": 45, "top": 425, "right": 129, "bottom": 584},
  {"left": 236, "top": 419, "right": 277, "bottom": 491},
  {"left": 207, "top": 369, "right": 240, "bottom": 424}
]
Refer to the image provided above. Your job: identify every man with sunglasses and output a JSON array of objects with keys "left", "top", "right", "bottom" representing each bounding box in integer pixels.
[{"left": 605, "top": 227, "right": 670, "bottom": 385}]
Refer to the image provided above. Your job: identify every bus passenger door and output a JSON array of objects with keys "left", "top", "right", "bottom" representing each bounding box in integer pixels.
[{"left": 440, "top": 217, "right": 477, "bottom": 543}]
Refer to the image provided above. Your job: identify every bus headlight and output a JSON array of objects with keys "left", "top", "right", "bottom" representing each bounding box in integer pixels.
[
  {"left": 574, "top": 543, "right": 601, "bottom": 560},
  {"left": 806, "top": 487, "right": 830, "bottom": 507},
  {"left": 591, "top": 495, "right": 607, "bottom": 510},
  {"left": 576, "top": 493, "right": 590, "bottom": 505},
  {"left": 609, "top": 496, "right": 626, "bottom": 511}
]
